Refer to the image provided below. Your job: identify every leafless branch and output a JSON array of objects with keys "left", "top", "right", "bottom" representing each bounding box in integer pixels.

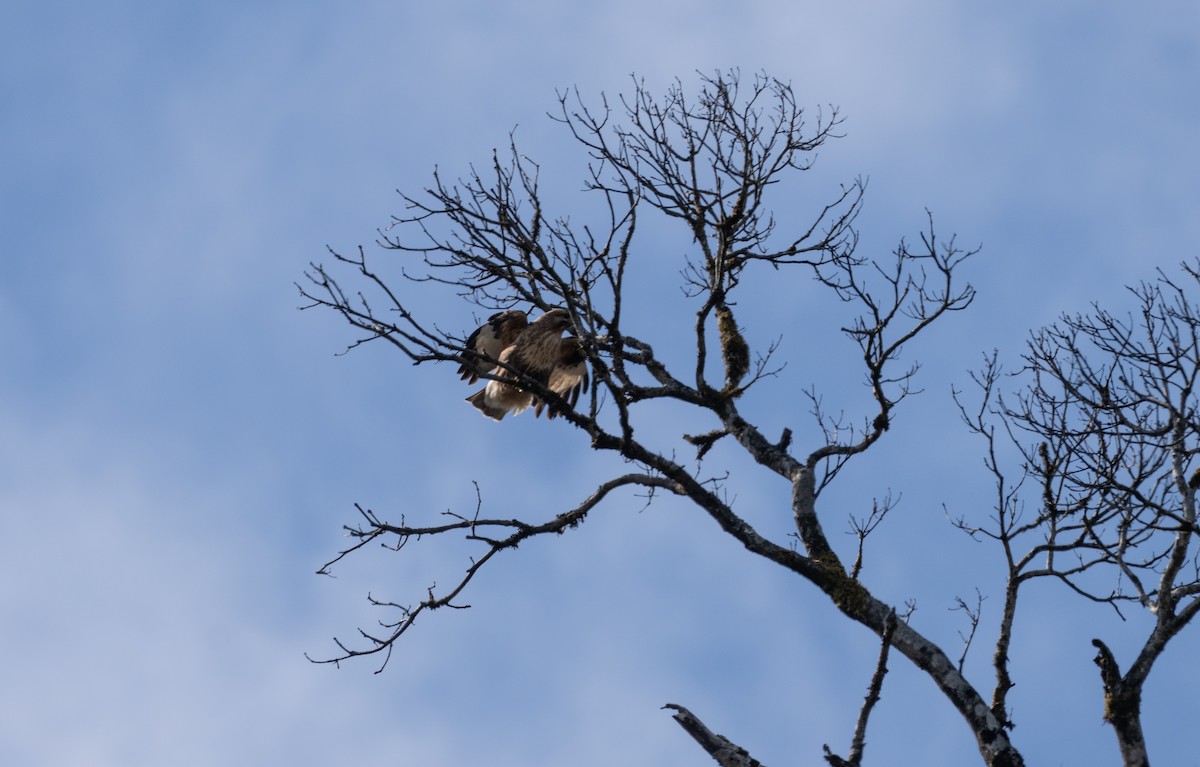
[
  {"left": 308, "top": 473, "right": 684, "bottom": 671},
  {"left": 301, "top": 71, "right": 1033, "bottom": 767},
  {"left": 824, "top": 608, "right": 898, "bottom": 767},
  {"left": 950, "top": 590, "right": 986, "bottom": 674},
  {"left": 664, "top": 704, "right": 767, "bottom": 767},
  {"left": 848, "top": 494, "right": 895, "bottom": 581},
  {"left": 950, "top": 260, "right": 1200, "bottom": 759}
]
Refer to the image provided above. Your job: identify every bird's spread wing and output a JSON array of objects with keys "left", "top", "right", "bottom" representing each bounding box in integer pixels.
[
  {"left": 536, "top": 337, "right": 589, "bottom": 419},
  {"left": 457, "top": 310, "right": 527, "bottom": 383}
]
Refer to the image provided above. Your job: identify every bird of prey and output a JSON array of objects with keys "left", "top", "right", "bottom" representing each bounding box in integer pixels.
[
  {"left": 457, "top": 309, "right": 528, "bottom": 385},
  {"left": 459, "top": 308, "right": 588, "bottom": 421}
]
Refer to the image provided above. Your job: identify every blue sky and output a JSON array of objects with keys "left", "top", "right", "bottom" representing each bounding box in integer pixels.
[{"left": 2, "top": 2, "right": 1198, "bottom": 765}]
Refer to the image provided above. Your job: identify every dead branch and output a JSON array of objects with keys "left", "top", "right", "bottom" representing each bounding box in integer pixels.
[{"left": 664, "top": 704, "right": 767, "bottom": 767}]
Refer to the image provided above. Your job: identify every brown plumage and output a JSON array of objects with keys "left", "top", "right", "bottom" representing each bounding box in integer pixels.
[
  {"left": 463, "top": 308, "right": 589, "bottom": 421},
  {"left": 534, "top": 335, "right": 589, "bottom": 420},
  {"left": 457, "top": 309, "right": 529, "bottom": 384}
]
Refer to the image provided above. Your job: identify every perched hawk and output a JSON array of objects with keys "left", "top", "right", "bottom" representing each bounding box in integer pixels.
[
  {"left": 456, "top": 309, "right": 528, "bottom": 384},
  {"left": 459, "top": 308, "right": 588, "bottom": 421}
]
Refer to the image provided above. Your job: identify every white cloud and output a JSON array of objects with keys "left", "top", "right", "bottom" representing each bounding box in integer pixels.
[{"left": 2, "top": 1, "right": 1198, "bottom": 764}]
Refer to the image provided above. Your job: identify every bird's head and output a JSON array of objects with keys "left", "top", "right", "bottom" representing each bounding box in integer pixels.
[{"left": 539, "top": 308, "right": 572, "bottom": 332}]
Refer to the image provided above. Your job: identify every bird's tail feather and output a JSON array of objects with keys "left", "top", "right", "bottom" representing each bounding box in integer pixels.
[{"left": 466, "top": 389, "right": 507, "bottom": 421}]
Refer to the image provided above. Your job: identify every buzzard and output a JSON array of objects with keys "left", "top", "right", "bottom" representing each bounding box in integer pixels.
[{"left": 458, "top": 308, "right": 588, "bottom": 421}]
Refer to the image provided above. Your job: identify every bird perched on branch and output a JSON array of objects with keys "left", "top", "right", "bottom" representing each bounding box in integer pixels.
[
  {"left": 457, "top": 309, "right": 528, "bottom": 384},
  {"left": 459, "top": 308, "right": 588, "bottom": 421}
]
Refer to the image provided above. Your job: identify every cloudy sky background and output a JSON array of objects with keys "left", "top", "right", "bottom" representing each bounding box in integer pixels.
[{"left": 3, "top": 2, "right": 1198, "bottom": 765}]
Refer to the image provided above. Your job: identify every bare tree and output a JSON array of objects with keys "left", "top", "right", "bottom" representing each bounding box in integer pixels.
[
  {"left": 298, "top": 70, "right": 1199, "bottom": 767},
  {"left": 952, "top": 263, "right": 1200, "bottom": 767}
]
